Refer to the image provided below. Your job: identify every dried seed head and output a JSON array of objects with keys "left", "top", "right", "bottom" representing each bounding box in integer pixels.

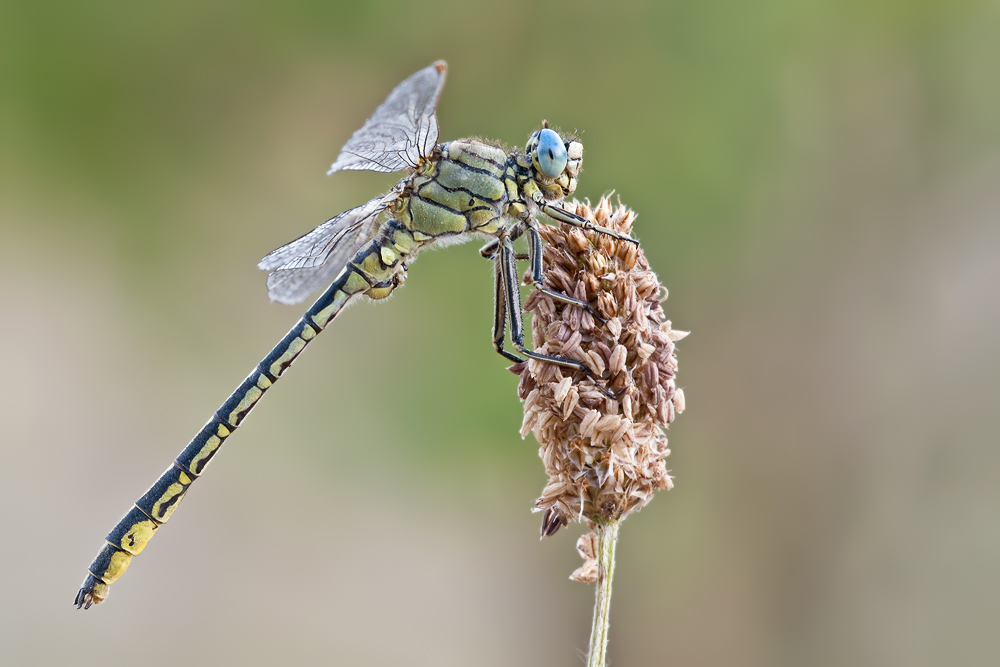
[
  {"left": 514, "top": 197, "right": 687, "bottom": 535},
  {"left": 569, "top": 531, "right": 599, "bottom": 583}
]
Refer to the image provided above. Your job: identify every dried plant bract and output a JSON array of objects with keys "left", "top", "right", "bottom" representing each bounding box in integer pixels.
[{"left": 511, "top": 197, "right": 688, "bottom": 536}]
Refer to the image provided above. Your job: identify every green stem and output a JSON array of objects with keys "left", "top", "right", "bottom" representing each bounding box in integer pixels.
[{"left": 586, "top": 520, "right": 620, "bottom": 667}]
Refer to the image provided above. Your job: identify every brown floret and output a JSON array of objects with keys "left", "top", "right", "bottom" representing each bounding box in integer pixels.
[{"left": 513, "top": 197, "right": 688, "bottom": 533}]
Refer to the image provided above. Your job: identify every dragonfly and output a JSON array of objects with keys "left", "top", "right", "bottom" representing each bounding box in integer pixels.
[{"left": 74, "top": 61, "right": 637, "bottom": 609}]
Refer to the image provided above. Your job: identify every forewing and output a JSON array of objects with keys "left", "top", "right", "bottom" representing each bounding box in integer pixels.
[
  {"left": 328, "top": 61, "right": 447, "bottom": 174},
  {"left": 258, "top": 191, "right": 396, "bottom": 304}
]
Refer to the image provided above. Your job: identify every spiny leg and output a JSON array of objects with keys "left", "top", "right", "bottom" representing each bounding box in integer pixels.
[
  {"left": 525, "top": 225, "right": 606, "bottom": 324},
  {"left": 497, "top": 235, "right": 617, "bottom": 398},
  {"left": 491, "top": 250, "right": 522, "bottom": 364},
  {"left": 479, "top": 237, "right": 501, "bottom": 260},
  {"left": 540, "top": 201, "right": 639, "bottom": 245},
  {"left": 480, "top": 228, "right": 602, "bottom": 322},
  {"left": 478, "top": 222, "right": 526, "bottom": 260}
]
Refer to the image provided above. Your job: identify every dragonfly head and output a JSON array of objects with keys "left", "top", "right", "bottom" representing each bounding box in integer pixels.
[{"left": 526, "top": 124, "right": 583, "bottom": 198}]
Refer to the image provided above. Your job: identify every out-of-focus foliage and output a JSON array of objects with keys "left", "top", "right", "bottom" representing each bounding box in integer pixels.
[{"left": 2, "top": 1, "right": 999, "bottom": 665}]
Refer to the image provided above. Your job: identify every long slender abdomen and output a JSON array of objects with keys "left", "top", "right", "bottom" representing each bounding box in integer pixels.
[{"left": 74, "top": 263, "right": 367, "bottom": 609}]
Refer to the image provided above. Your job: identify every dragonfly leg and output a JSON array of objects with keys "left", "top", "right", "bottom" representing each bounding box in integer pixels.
[
  {"left": 497, "top": 235, "right": 618, "bottom": 398},
  {"left": 479, "top": 222, "right": 527, "bottom": 260},
  {"left": 492, "top": 251, "right": 524, "bottom": 364},
  {"left": 524, "top": 226, "right": 606, "bottom": 324},
  {"left": 540, "top": 201, "right": 639, "bottom": 245},
  {"left": 479, "top": 237, "right": 500, "bottom": 259},
  {"left": 482, "top": 226, "right": 601, "bottom": 320},
  {"left": 480, "top": 239, "right": 526, "bottom": 262}
]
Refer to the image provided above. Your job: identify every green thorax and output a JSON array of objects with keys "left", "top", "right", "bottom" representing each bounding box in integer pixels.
[{"left": 394, "top": 139, "right": 513, "bottom": 240}]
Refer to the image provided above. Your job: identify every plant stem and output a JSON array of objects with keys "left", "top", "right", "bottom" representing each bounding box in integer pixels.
[{"left": 587, "top": 520, "right": 620, "bottom": 667}]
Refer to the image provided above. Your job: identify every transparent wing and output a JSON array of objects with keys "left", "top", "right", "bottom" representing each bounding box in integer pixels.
[
  {"left": 327, "top": 61, "right": 447, "bottom": 174},
  {"left": 258, "top": 191, "right": 397, "bottom": 305}
]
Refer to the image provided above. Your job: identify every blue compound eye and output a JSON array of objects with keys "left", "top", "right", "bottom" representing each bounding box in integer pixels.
[{"left": 535, "top": 128, "right": 568, "bottom": 179}]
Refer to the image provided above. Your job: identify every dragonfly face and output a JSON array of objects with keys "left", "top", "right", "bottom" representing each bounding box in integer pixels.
[
  {"left": 75, "top": 61, "right": 635, "bottom": 609},
  {"left": 516, "top": 127, "right": 583, "bottom": 211}
]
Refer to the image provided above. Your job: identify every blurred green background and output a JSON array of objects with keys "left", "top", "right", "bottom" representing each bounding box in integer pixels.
[{"left": 2, "top": 1, "right": 999, "bottom": 665}]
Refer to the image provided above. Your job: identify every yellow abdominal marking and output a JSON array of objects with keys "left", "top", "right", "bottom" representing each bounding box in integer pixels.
[
  {"left": 188, "top": 436, "right": 221, "bottom": 474},
  {"left": 101, "top": 550, "right": 132, "bottom": 583},
  {"left": 116, "top": 519, "right": 157, "bottom": 555},
  {"left": 226, "top": 386, "right": 262, "bottom": 424},
  {"left": 268, "top": 337, "right": 307, "bottom": 377}
]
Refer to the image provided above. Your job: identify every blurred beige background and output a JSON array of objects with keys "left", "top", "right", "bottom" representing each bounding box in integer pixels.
[{"left": 2, "top": 1, "right": 999, "bottom": 665}]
